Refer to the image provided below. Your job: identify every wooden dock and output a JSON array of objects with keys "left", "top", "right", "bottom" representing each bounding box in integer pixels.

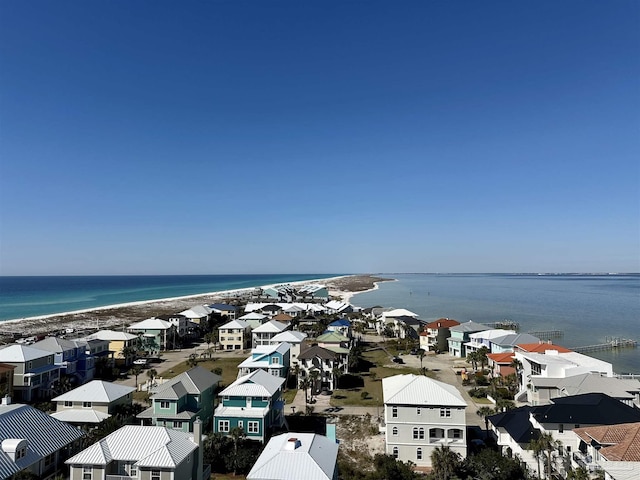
[
  {"left": 574, "top": 338, "right": 637, "bottom": 354},
  {"left": 485, "top": 320, "right": 520, "bottom": 332},
  {"left": 528, "top": 330, "right": 564, "bottom": 340}
]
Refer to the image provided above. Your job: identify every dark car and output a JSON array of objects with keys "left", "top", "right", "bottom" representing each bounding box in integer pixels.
[{"left": 392, "top": 356, "right": 404, "bottom": 364}]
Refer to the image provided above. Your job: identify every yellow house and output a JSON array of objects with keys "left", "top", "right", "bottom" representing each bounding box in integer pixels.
[{"left": 86, "top": 330, "right": 140, "bottom": 366}]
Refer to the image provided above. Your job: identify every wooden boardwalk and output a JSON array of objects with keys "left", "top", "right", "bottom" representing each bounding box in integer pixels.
[{"left": 574, "top": 338, "right": 637, "bottom": 353}]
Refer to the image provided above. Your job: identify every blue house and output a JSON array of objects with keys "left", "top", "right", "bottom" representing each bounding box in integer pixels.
[
  {"left": 237, "top": 342, "right": 291, "bottom": 378},
  {"left": 213, "top": 369, "right": 285, "bottom": 443},
  {"left": 327, "top": 318, "right": 352, "bottom": 338}
]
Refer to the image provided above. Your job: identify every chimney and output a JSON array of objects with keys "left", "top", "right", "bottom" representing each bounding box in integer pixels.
[
  {"left": 284, "top": 437, "right": 302, "bottom": 450},
  {"left": 194, "top": 417, "right": 203, "bottom": 480}
]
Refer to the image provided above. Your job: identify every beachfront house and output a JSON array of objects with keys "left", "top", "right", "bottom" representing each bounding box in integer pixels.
[
  {"left": 489, "top": 333, "right": 542, "bottom": 354},
  {"left": 85, "top": 330, "right": 140, "bottom": 367},
  {"left": 157, "top": 313, "right": 189, "bottom": 338},
  {"left": 0, "top": 344, "right": 60, "bottom": 402},
  {"left": 219, "top": 319, "right": 252, "bottom": 350},
  {"left": 327, "top": 318, "right": 352, "bottom": 338},
  {"left": 382, "top": 374, "right": 467, "bottom": 468},
  {"left": 465, "top": 329, "right": 517, "bottom": 354},
  {"left": 179, "top": 305, "right": 212, "bottom": 326},
  {"left": 296, "top": 284, "right": 330, "bottom": 301},
  {"left": 252, "top": 320, "right": 289, "bottom": 348},
  {"left": 0, "top": 400, "right": 85, "bottom": 479},
  {"left": 571, "top": 422, "right": 640, "bottom": 478},
  {"left": 513, "top": 349, "right": 614, "bottom": 403},
  {"left": 213, "top": 369, "right": 285, "bottom": 443},
  {"left": 51, "top": 380, "right": 135, "bottom": 425},
  {"left": 238, "top": 312, "right": 269, "bottom": 330},
  {"left": 209, "top": 303, "right": 239, "bottom": 319},
  {"left": 247, "top": 432, "right": 339, "bottom": 480},
  {"left": 127, "top": 317, "right": 176, "bottom": 353},
  {"left": 137, "top": 366, "right": 221, "bottom": 432},
  {"left": 446, "top": 321, "right": 490, "bottom": 358},
  {"left": 298, "top": 345, "right": 346, "bottom": 392},
  {"left": 66, "top": 423, "right": 207, "bottom": 480},
  {"left": 72, "top": 337, "right": 110, "bottom": 380},
  {"left": 269, "top": 330, "right": 307, "bottom": 365},
  {"left": 32, "top": 336, "right": 99, "bottom": 385},
  {"left": 238, "top": 343, "right": 291, "bottom": 379},
  {"left": 420, "top": 318, "right": 460, "bottom": 353}
]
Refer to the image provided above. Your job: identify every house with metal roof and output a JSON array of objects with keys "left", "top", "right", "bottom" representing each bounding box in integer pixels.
[
  {"left": 420, "top": 318, "right": 460, "bottom": 352},
  {"left": 252, "top": 320, "right": 289, "bottom": 348},
  {"left": 179, "top": 305, "right": 212, "bottom": 326},
  {"left": 127, "top": 318, "right": 176, "bottom": 353},
  {"left": 51, "top": 380, "right": 135, "bottom": 425},
  {"left": 0, "top": 345, "right": 60, "bottom": 402},
  {"left": 137, "top": 366, "right": 221, "bottom": 433},
  {"left": 238, "top": 343, "right": 291, "bottom": 379},
  {"left": 269, "top": 331, "right": 307, "bottom": 365},
  {"left": 84, "top": 330, "right": 140, "bottom": 367},
  {"left": 0, "top": 401, "right": 85, "bottom": 480},
  {"left": 239, "top": 312, "right": 269, "bottom": 330},
  {"left": 446, "top": 321, "right": 490, "bottom": 357},
  {"left": 209, "top": 303, "right": 238, "bottom": 319},
  {"left": 219, "top": 319, "right": 252, "bottom": 351},
  {"left": 247, "top": 432, "right": 338, "bottom": 480},
  {"left": 66, "top": 422, "right": 206, "bottom": 480},
  {"left": 327, "top": 318, "right": 351, "bottom": 338},
  {"left": 213, "top": 369, "right": 285, "bottom": 443},
  {"left": 382, "top": 374, "right": 467, "bottom": 468},
  {"left": 298, "top": 346, "right": 347, "bottom": 392}
]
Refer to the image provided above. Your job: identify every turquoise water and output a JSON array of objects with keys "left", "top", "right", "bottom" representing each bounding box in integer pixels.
[
  {"left": 351, "top": 274, "right": 640, "bottom": 374},
  {"left": 0, "top": 274, "right": 339, "bottom": 321}
]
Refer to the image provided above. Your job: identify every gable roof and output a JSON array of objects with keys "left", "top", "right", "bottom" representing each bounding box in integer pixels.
[
  {"left": 299, "top": 346, "right": 338, "bottom": 361},
  {"left": 0, "top": 345, "right": 52, "bottom": 363},
  {"left": 239, "top": 312, "right": 268, "bottom": 321},
  {"left": 153, "top": 366, "right": 221, "bottom": 398},
  {"left": 53, "top": 380, "right": 135, "bottom": 403},
  {"left": 179, "top": 305, "right": 212, "bottom": 318},
  {"left": 220, "top": 369, "right": 285, "bottom": 397},
  {"left": 382, "top": 374, "right": 466, "bottom": 407},
  {"left": 450, "top": 321, "right": 490, "bottom": 333},
  {"left": 425, "top": 318, "right": 461, "bottom": 329},
  {"left": 271, "top": 331, "right": 307, "bottom": 344},
  {"left": 219, "top": 319, "right": 251, "bottom": 330},
  {"left": 252, "top": 320, "right": 288, "bottom": 333},
  {"left": 247, "top": 433, "right": 338, "bottom": 480},
  {"left": 491, "top": 333, "right": 541, "bottom": 347},
  {"left": 531, "top": 393, "right": 640, "bottom": 425},
  {"left": 383, "top": 308, "right": 418, "bottom": 318},
  {"left": 0, "top": 403, "right": 85, "bottom": 479},
  {"left": 574, "top": 422, "right": 640, "bottom": 462},
  {"left": 65, "top": 425, "right": 197, "bottom": 468},
  {"left": 128, "top": 318, "right": 173, "bottom": 331},
  {"left": 316, "top": 331, "right": 349, "bottom": 344},
  {"left": 487, "top": 352, "right": 515, "bottom": 364},
  {"left": 32, "top": 336, "right": 78, "bottom": 353}
]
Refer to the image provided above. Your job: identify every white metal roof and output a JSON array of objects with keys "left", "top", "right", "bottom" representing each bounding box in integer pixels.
[
  {"left": 239, "top": 312, "right": 268, "bottom": 320},
  {"left": 271, "top": 331, "right": 307, "bottom": 344},
  {"left": 53, "top": 380, "right": 135, "bottom": 403},
  {"left": 86, "top": 330, "right": 138, "bottom": 341},
  {"left": 219, "top": 319, "right": 251, "bottom": 330},
  {"left": 383, "top": 308, "right": 418, "bottom": 318},
  {"left": 128, "top": 318, "right": 172, "bottom": 331},
  {"left": 219, "top": 369, "right": 285, "bottom": 397},
  {"left": 0, "top": 344, "right": 52, "bottom": 362},
  {"left": 50, "top": 408, "right": 111, "bottom": 424},
  {"left": 179, "top": 305, "right": 212, "bottom": 318},
  {"left": 247, "top": 432, "right": 338, "bottom": 480},
  {"left": 65, "top": 425, "right": 197, "bottom": 468},
  {"left": 252, "top": 320, "right": 288, "bottom": 333},
  {"left": 382, "top": 374, "right": 467, "bottom": 407}
]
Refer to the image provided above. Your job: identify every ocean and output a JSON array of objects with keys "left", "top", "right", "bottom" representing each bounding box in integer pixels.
[
  {"left": 350, "top": 274, "right": 640, "bottom": 374},
  {"left": 0, "top": 274, "right": 339, "bottom": 321}
]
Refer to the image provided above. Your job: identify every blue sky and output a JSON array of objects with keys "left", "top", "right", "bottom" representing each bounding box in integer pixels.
[{"left": 1, "top": 0, "right": 638, "bottom": 275}]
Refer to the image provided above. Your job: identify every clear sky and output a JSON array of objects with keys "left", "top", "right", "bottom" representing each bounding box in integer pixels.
[{"left": 0, "top": 0, "right": 638, "bottom": 275}]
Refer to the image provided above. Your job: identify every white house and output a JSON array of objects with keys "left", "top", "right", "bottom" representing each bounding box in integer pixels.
[
  {"left": 382, "top": 374, "right": 467, "bottom": 467},
  {"left": 269, "top": 330, "right": 307, "bottom": 365},
  {"left": 252, "top": 320, "right": 289, "bottom": 348},
  {"left": 218, "top": 319, "right": 252, "bottom": 351}
]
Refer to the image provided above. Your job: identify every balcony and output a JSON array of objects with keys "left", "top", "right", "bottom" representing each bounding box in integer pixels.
[
  {"left": 106, "top": 476, "right": 134, "bottom": 480},
  {"left": 572, "top": 452, "right": 602, "bottom": 472}
]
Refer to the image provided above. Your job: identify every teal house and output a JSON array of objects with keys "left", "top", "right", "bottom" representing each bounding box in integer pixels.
[
  {"left": 213, "top": 369, "right": 285, "bottom": 443},
  {"left": 237, "top": 342, "right": 291, "bottom": 378},
  {"left": 446, "top": 320, "right": 490, "bottom": 358},
  {"left": 137, "top": 366, "right": 221, "bottom": 432}
]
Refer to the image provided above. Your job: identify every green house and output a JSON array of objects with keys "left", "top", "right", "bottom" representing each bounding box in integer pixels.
[
  {"left": 137, "top": 366, "right": 221, "bottom": 432},
  {"left": 213, "top": 369, "right": 285, "bottom": 443}
]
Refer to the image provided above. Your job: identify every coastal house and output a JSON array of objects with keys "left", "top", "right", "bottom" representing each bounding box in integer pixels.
[
  {"left": 571, "top": 422, "right": 640, "bottom": 479},
  {"left": 127, "top": 317, "right": 176, "bottom": 353},
  {"left": 209, "top": 303, "right": 239, "bottom": 319},
  {"left": 157, "top": 313, "right": 189, "bottom": 338},
  {"left": 447, "top": 321, "right": 490, "bottom": 357},
  {"left": 85, "top": 330, "right": 140, "bottom": 367},
  {"left": 0, "top": 363, "right": 15, "bottom": 399},
  {"left": 382, "top": 374, "right": 467, "bottom": 468},
  {"left": 252, "top": 320, "right": 289, "bottom": 348},
  {"left": 238, "top": 312, "right": 269, "bottom": 330},
  {"left": 247, "top": 432, "right": 339, "bottom": 480},
  {"left": 213, "top": 369, "right": 285, "bottom": 443},
  {"left": 269, "top": 330, "right": 307, "bottom": 365},
  {"left": 529, "top": 373, "right": 640, "bottom": 408},
  {"left": 218, "top": 319, "right": 252, "bottom": 351},
  {"left": 0, "top": 345, "right": 60, "bottom": 402},
  {"left": 137, "top": 366, "right": 221, "bottom": 433},
  {"left": 324, "top": 300, "right": 354, "bottom": 315},
  {"left": 179, "top": 305, "right": 212, "bottom": 326},
  {"left": 465, "top": 329, "right": 517, "bottom": 354},
  {"left": 238, "top": 343, "right": 291, "bottom": 378},
  {"left": 513, "top": 349, "right": 614, "bottom": 403},
  {"left": 32, "top": 336, "right": 99, "bottom": 384},
  {"left": 420, "top": 318, "right": 460, "bottom": 353},
  {"left": 298, "top": 346, "right": 347, "bottom": 392},
  {"left": 488, "top": 333, "right": 542, "bottom": 354},
  {"left": 487, "top": 352, "right": 516, "bottom": 378},
  {"left": 66, "top": 423, "right": 207, "bottom": 480},
  {"left": 51, "top": 380, "right": 135, "bottom": 425},
  {"left": 72, "top": 337, "right": 111, "bottom": 380},
  {"left": 327, "top": 318, "right": 352, "bottom": 338},
  {"left": 272, "top": 312, "right": 295, "bottom": 324},
  {"left": 0, "top": 400, "right": 85, "bottom": 480},
  {"left": 297, "top": 284, "right": 330, "bottom": 301},
  {"left": 281, "top": 305, "right": 305, "bottom": 318},
  {"left": 316, "top": 331, "right": 350, "bottom": 350}
]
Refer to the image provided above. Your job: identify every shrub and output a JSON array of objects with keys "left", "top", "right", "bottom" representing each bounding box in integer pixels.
[{"left": 469, "top": 387, "right": 488, "bottom": 398}]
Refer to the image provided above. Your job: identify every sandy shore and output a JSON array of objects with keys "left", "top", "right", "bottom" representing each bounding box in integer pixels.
[{"left": 0, "top": 274, "right": 393, "bottom": 341}]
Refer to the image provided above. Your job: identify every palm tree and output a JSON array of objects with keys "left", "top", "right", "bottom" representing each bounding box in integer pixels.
[
  {"left": 292, "top": 364, "right": 301, "bottom": 388},
  {"left": 530, "top": 432, "right": 561, "bottom": 479},
  {"left": 567, "top": 466, "right": 590, "bottom": 480},
  {"left": 331, "top": 366, "right": 342, "bottom": 389},
  {"left": 477, "top": 346, "right": 489, "bottom": 371},
  {"left": 467, "top": 350, "right": 479, "bottom": 370},
  {"left": 309, "top": 370, "right": 320, "bottom": 400},
  {"left": 228, "top": 426, "right": 245, "bottom": 475},
  {"left": 476, "top": 406, "right": 494, "bottom": 435},
  {"left": 419, "top": 350, "right": 426, "bottom": 370},
  {"left": 120, "top": 345, "right": 137, "bottom": 366},
  {"left": 204, "top": 332, "right": 215, "bottom": 356},
  {"left": 129, "top": 365, "right": 143, "bottom": 388},
  {"left": 430, "top": 445, "right": 461, "bottom": 480},
  {"left": 510, "top": 357, "right": 523, "bottom": 390},
  {"left": 146, "top": 368, "right": 158, "bottom": 392},
  {"left": 300, "top": 377, "right": 311, "bottom": 405}
]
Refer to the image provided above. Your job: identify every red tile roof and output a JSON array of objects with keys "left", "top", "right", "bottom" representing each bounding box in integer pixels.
[
  {"left": 487, "top": 352, "right": 515, "bottom": 364},
  {"left": 574, "top": 422, "right": 640, "bottom": 462},
  {"left": 425, "top": 318, "right": 460, "bottom": 329},
  {"left": 517, "top": 343, "right": 572, "bottom": 353}
]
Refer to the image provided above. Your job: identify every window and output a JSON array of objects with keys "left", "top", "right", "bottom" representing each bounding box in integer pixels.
[
  {"left": 531, "top": 361, "right": 542, "bottom": 376},
  {"left": 64, "top": 401, "right": 73, "bottom": 408},
  {"left": 417, "top": 448, "right": 422, "bottom": 460},
  {"left": 272, "top": 357, "right": 280, "bottom": 364},
  {"left": 248, "top": 421, "right": 259, "bottom": 434},
  {"left": 82, "top": 401, "right": 92, "bottom": 408},
  {"left": 44, "top": 453, "right": 55, "bottom": 467},
  {"left": 160, "top": 401, "right": 170, "bottom": 409},
  {"left": 559, "top": 424, "right": 564, "bottom": 434},
  {"left": 392, "top": 447, "right": 399, "bottom": 459},
  {"left": 451, "top": 429, "right": 463, "bottom": 439},
  {"left": 151, "top": 470, "right": 161, "bottom": 480},
  {"left": 440, "top": 408, "right": 451, "bottom": 418},
  {"left": 219, "top": 420, "right": 230, "bottom": 432},
  {"left": 173, "top": 421, "right": 182, "bottom": 429},
  {"left": 238, "top": 421, "right": 243, "bottom": 431},
  {"left": 416, "top": 407, "right": 421, "bottom": 415},
  {"left": 392, "top": 406, "right": 398, "bottom": 418},
  {"left": 82, "top": 466, "right": 92, "bottom": 480},
  {"left": 392, "top": 427, "right": 398, "bottom": 436},
  {"left": 412, "top": 427, "right": 424, "bottom": 440}
]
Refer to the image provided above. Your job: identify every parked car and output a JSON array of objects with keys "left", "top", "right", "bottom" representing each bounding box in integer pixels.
[
  {"left": 392, "top": 356, "right": 404, "bottom": 364},
  {"left": 133, "top": 358, "right": 148, "bottom": 366}
]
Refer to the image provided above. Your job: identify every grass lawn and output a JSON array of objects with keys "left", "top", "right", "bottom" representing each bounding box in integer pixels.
[
  {"left": 282, "top": 388, "right": 297, "bottom": 404},
  {"left": 211, "top": 475, "right": 246, "bottom": 480}
]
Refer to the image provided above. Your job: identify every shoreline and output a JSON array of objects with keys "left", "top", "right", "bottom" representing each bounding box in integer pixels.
[{"left": 0, "top": 274, "right": 392, "bottom": 339}]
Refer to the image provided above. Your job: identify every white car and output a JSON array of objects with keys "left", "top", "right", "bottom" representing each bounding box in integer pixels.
[{"left": 133, "top": 359, "right": 148, "bottom": 366}]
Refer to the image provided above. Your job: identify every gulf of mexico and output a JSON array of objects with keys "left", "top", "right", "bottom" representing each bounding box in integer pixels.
[
  {"left": 351, "top": 274, "right": 640, "bottom": 374},
  {"left": 0, "top": 274, "right": 339, "bottom": 322}
]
